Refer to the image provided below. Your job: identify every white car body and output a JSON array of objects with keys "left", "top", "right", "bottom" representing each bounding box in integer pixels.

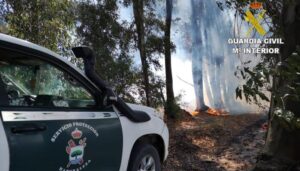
[{"left": 0, "top": 33, "right": 169, "bottom": 171}]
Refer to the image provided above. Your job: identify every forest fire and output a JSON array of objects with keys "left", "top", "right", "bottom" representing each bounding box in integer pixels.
[
  {"left": 206, "top": 108, "right": 228, "bottom": 116},
  {"left": 191, "top": 108, "right": 228, "bottom": 116}
]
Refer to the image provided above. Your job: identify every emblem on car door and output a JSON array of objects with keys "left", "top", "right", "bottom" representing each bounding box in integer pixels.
[
  {"left": 66, "top": 128, "right": 87, "bottom": 168},
  {"left": 51, "top": 122, "right": 99, "bottom": 171}
]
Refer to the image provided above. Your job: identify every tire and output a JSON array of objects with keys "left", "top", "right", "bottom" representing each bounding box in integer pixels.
[{"left": 127, "top": 143, "right": 161, "bottom": 171}]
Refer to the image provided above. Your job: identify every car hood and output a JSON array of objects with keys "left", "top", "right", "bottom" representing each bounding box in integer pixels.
[{"left": 126, "top": 103, "right": 164, "bottom": 120}]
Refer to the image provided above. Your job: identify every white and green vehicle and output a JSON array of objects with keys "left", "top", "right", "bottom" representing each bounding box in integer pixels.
[{"left": 0, "top": 34, "right": 169, "bottom": 171}]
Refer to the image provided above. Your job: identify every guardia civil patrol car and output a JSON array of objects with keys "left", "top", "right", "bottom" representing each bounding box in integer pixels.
[{"left": 0, "top": 34, "right": 169, "bottom": 171}]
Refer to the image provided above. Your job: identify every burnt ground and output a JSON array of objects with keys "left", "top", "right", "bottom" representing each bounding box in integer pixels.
[{"left": 162, "top": 111, "right": 267, "bottom": 171}]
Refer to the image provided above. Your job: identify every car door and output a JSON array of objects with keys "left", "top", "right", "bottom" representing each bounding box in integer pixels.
[{"left": 0, "top": 48, "right": 123, "bottom": 171}]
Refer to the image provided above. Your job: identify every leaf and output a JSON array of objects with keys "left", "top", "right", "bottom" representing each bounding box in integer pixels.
[
  {"left": 258, "top": 92, "right": 269, "bottom": 102},
  {"left": 235, "top": 87, "right": 242, "bottom": 100},
  {"left": 241, "top": 70, "right": 246, "bottom": 79}
]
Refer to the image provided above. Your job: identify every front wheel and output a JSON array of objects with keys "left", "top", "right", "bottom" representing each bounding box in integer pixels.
[{"left": 128, "top": 144, "right": 161, "bottom": 171}]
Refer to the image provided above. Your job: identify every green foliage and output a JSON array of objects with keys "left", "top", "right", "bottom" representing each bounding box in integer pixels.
[
  {"left": 165, "top": 99, "right": 181, "bottom": 119},
  {"left": 274, "top": 107, "right": 300, "bottom": 131},
  {"left": 235, "top": 62, "right": 271, "bottom": 106},
  {"left": 122, "top": 0, "right": 170, "bottom": 107},
  {"left": 2, "top": 0, "right": 75, "bottom": 52},
  {"left": 142, "top": 1, "right": 166, "bottom": 69},
  {"left": 164, "top": 88, "right": 185, "bottom": 119},
  {"left": 0, "top": 0, "right": 170, "bottom": 109},
  {"left": 133, "top": 70, "right": 166, "bottom": 107},
  {"left": 75, "top": 0, "right": 168, "bottom": 106},
  {"left": 276, "top": 50, "right": 300, "bottom": 102},
  {"left": 75, "top": 0, "right": 140, "bottom": 102}
]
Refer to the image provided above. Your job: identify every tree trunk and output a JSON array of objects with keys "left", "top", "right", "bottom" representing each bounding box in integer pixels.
[
  {"left": 164, "top": 0, "right": 176, "bottom": 117},
  {"left": 191, "top": 0, "right": 208, "bottom": 111},
  {"left": 255, "top": 1, "right": 300, "bottom": 170},
  {"left": 132, "top": 0, "right": 150, "bottom": 106}
]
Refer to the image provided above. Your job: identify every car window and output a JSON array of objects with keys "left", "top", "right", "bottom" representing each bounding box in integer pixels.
[{"left": 0, "top": 55, "right": 96, "bottom": 108}]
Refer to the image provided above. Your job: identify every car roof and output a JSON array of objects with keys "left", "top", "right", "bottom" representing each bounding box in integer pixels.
[{"left": 0, "top": 33, "right": 90, "bottom": 82}]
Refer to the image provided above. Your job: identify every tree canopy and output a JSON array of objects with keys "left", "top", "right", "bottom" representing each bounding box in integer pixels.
[{"left": 0, "top": 0, "right": 170, "bottom": 109}]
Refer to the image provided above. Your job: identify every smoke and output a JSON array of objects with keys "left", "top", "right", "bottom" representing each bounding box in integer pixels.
[{"left": 172, "top": 0, "right": 263, "bottom": 114}]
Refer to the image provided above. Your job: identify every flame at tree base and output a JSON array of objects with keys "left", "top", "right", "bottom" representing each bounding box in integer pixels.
[
  {"left": 206, "top": 108, "right": 229, "bottom": 116},
  {"left": 192, "top": 108, "right": 229, "bottom": 116}
]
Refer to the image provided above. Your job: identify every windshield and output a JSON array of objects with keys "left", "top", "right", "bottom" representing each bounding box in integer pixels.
[{"left": 0, "top": 49, "right": 95, "bottom": 108}]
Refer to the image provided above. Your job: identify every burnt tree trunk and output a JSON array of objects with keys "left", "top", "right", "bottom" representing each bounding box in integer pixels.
[
  {"left": 132, "top": 0, "right": 150, "bottom": 106},
  {"left": 164, "top": 0, "right": 176, "bottom": 117}
]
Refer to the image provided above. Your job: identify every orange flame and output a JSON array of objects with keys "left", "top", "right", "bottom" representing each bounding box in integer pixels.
[
  {"left": 206, "top": 108, "right": 228, "bottom": 116},
  {"left": 192, "top": 108, "right": 228, "bottom": 116},
  {"left": 191, "top": 111, "right": 200, "bottom": 116}
]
